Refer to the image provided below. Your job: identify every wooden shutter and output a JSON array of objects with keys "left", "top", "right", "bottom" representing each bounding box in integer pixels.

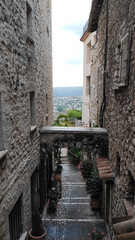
[{"left": 119, "top": 33, "right": 130, "bottom": 86}]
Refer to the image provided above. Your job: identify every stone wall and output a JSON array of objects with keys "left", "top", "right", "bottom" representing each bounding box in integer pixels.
[
  {"left": 40, "top": 127, "right": 108, "bottom": 158},
  {"left": 0, "top": 0, "right": 52, "bottom": 239},
  {"left": 93, "top": 0, "right": 135, "bottom": 219}
]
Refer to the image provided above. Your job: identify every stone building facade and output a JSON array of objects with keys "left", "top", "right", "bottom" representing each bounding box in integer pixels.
[
  {"left": 80, "top": 22, "right": 97, "bottom": 127},
  {"left": 88, "top": 0, "right": 135, "bottom": 237},
  {"left": 0, "top": 0, "right": 53, "bottom": 239}
]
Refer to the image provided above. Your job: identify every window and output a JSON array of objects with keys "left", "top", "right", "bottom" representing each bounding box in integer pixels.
[
  {"left": 119, "top": 33, "right": 130, "bottom": 86},
  {"left": 30, "top": 92, "right": 36, "bottom": 126},
  {"left": 97, "top": 68, "right": 100, "bottom": 103},
  {"left": 86, "top": 41, "right": 91, "bottom": 64},
  {"left": 126, "top": 171, "right": 135, "bottom": 201},
  {"left": 113, "top": 32, "right": 131, "bottom": 91},
  {"left": 26, "top": 2, "right": 33, "bottom": 39},
  {"left": 86, "top": 76, "right": 90, "bottom": 96},
  {"left": 0, "top": 94, "right": 4, "bottom": 151},
  {"left": 116, "top": 152, "right": 120, "bottom": 176},
  {"left": 9, "top": 195, "right": 22, "bottom": 240},
  {"left": 46, "top": 94, "right": 48, "bottom": 115}
]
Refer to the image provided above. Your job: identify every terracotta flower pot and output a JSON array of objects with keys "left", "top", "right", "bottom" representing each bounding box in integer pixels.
[
  {"left": 47, "top": 207, "right": 56, "bottom": 214},
  {"left": 90, "top": 196, "right": 101, "bottom": 210},
  {"left": 54, "top": 173, "right": 61, "bottom": 181},
  {"left": 29, "top": 227, "right": 47, "bottom": 239}
]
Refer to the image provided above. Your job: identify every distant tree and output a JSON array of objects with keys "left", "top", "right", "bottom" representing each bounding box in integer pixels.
[
  {"left": 67, "top": 109, "right": 82, "bottom": 120},
  {"left": 54, "top": 114, "right": 68, "bottom": 126},
  {"left": 57, "top": 114, "right": 68, "bottom": 121}
]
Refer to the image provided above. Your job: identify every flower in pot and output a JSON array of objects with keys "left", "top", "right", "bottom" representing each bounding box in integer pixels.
[
  {"left": 46, "top": 188, "right": 59, "bottom": 213},
  {"left": 29, "top": 210, "right": 47, "bottom": 239},
  {"left": 47, "top": 199, "right": 57, "bottom": 209},
  {"left": 88, "top": 227, "right": 105, "bottom": 240},
  {"left": 48, "top": 188, "right": 59, "bottom": 202}
]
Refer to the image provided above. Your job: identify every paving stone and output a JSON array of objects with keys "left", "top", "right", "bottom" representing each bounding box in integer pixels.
[{"left": 42, "top": 159, "right": 108, "bottom": 239}]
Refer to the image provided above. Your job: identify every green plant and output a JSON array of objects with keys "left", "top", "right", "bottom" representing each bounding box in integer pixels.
[
  {"left": 88, "top": 228, "right": 105, "bottom": 240},
  {"left": 86, "top": 168, "right": 102, "bottom": 198},
  {"left": 68, "top": 148, "right": 81, "bottom": 165},
  {"left": 48, "top": 188, "right": 59, "bottom": 201},
  {"left": 47, "top": 199, "right": 57, "bottom": 209},
  {"left": 93, "top": 123, "right": 98, "bottom": 127},
  {"left": 47, "top": 188, "right": 59, "bottom": 209},
  {"left": 80, "top": 160, "right": 93, "bottom": 179},
  {"left": 67, "top": 109, "right": 82, "bottom": 120},
  {"left": 31, "top": 210, "right": 44, "bottom": 237}
]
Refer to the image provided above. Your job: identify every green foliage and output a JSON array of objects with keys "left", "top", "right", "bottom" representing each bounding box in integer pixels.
[
  {"left": 54, "top": 113, "right": 75, "bottom": 127},
  {"left": 54, "top": 114, "right": 68, "bottom": 126},
  {"left": 57, "top": 114, "right": 68, "bottom": 121},
  {"left": 47, "top": 188, "right": 59, "bottom": 209},
  {"left": 67, "top": 109, "right": 82, "bottom": 120},
  {"left": 86, "top": 167, "right": 102, "bottom": 198},
  {"left": 80, "top": 159, "right": 93, "bottom": 178},
  {"left": 93, "top": 123, "right": 98, "bottom": 127},
  {"left": 68, "top": 148, "right": 81, "bottom": 165},
  {"left": 88, "top": 227, "right": 105, "bottom": 240},
  {"left": 32, "top": 210, "right": 44, "bottom": 236},
  {"left": 79, "top": 158, "right": 102, "bottom": 198}
]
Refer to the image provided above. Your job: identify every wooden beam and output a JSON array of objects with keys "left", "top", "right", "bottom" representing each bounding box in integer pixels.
[
  {"left": 112, "top": 216, "right": 133, "bottom": 224},
  {"left": 116, "top": 231, "right": 135, "bottom": 240},
  {"left": 114, "top": 219, "right": 135, "bottom": 235}
]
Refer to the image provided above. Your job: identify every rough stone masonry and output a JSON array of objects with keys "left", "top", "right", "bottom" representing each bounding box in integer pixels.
[
  {"left": 88, "top": 0, "right": 135, "bottom": 238},
  {"left": 0, "top": 0, "right": 53, "bottom": 239}
]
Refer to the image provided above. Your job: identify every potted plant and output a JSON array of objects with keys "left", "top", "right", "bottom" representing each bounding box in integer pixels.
[
  {"left": 53, "top": 164, "right": 62, "bottom": 180},
  {"left": 88, "top": 227, "right": 106, "bottom": 240},
  {"left": 29, "top": 210, "right": 47, "bottom": 239},
  {"left": 46, "top": 188, "right": 59, "bottom": 213},
  {"left": 80, "top": 159, "right": 92, "bottom": 179},
  {"left": 86, "top": 168, "right": 102, "bottom": 210},
  {"left": 47, "top": 199, "right": 57, "bottom": 214}
]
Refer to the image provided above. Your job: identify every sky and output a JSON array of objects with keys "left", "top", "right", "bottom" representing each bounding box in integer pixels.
[{"left": 52, "top": 0, "right": 92, "bottom": 87}]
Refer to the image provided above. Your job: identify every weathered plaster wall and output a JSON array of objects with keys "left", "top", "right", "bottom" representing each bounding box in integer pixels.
[{"left": 0, "top": 0, "right": 52, "bottom": 239}]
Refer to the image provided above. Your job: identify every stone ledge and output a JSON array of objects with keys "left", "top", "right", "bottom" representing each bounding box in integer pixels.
[
  {"left": 30, "top": 125, "right": 37, "bottom": 133},
  {"left": 19, "top": 232, "right": 27, "bottom": 240},
  {"left": 0, "top": 150, "right": 8, "bottom": 162},
  {"left": 40, "top": 126, "right": 108, "bottom": 135}
]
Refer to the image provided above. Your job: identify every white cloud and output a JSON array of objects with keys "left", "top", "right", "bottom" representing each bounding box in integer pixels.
[{"left": 52, "top": 0, "right": 92, "bottom": 87}]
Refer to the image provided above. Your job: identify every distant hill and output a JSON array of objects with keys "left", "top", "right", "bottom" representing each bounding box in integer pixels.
[{"left": 53, "top": 87, "right": 83, "bottom": 98}]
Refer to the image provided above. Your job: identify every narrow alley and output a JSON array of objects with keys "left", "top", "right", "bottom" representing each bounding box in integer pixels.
[{"left": 42, "top": 149, "right": 108, "bottom": 240}]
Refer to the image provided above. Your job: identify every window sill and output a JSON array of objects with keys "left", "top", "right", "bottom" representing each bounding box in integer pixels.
[
  {"left": 113, "top": 83, "right": 128, "bottom": 93},
  {"left": 0, "top": 150, "right": 8, "bottom": 161},
  {"left": 30, "top": 125, "right": 37, "bottom": 133},
  {"left": 19, "top": 232, "right": 27, "bottom": 240}
]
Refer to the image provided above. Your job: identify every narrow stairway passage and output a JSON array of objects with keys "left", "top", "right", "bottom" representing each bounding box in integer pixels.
[{"left": 42, "top": 155, "right": 108, "bottom": 240}]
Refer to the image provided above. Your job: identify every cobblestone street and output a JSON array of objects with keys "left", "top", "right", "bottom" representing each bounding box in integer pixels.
[{"left": 42, "top": 150, "right": 108, "bottom": 240}]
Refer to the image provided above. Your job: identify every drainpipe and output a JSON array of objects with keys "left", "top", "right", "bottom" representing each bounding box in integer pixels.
[{"left": 99, "top": 0, "right": 109, "bottom": 127}]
